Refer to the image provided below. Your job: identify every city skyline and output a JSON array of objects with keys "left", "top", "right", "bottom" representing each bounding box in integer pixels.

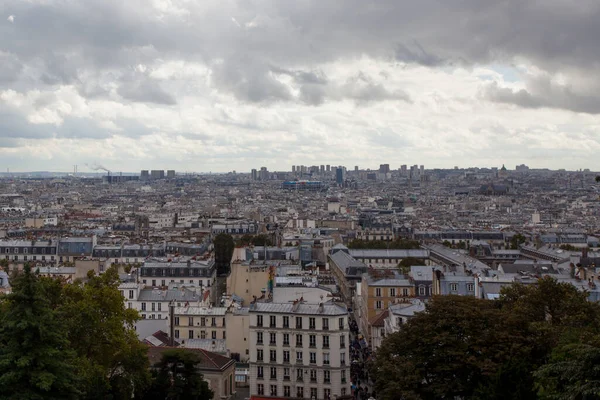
[{"left": 1, "top": 1, "right": 600, "bottom": 172}]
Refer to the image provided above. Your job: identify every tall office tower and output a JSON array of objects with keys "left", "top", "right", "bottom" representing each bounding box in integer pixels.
[
  {"left": 400, "top": 165, "right": 407, "bottom": 176},
  {"left": 354, "top": 166, "right": 359, "bottom": 173},
  {"left": 248, "top": 303, "right": 351, "bottom": 399},
  {"left": 326, "top": 165, "right": 331, "bottom": 172},
  {"left": 292, "top": 165, "right": 296, "bottom": 173},
  {"left": 150, "top": 170, "right": 165, "bottom": 180},
  {"left": 140, "top": 170, "right": 149, "bottom": 181},
  {"left": 336, "top": 168, "right": 344, "bottom": 186},
  {"left": 251, "top": 169, "right": 258, "bottom": 181},
  {"left": 420, "top": 165, "right": 424, "bottom": 175},
  {"left": 320, "top": 165, "right": 325, "bottom": 173},
  {"left": 379, "top": 164, "right": 390, "bottom": 174},
  {"left": 166, "top": 170, "right": 176, "bottom": 179},
  {"left": 260, "top": 167, "right": 269, "bottom": 181}
]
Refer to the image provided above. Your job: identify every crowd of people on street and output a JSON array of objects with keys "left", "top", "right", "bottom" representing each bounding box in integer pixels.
[{"left": 349, "top": 318, "right": 376, "bottom": 400}]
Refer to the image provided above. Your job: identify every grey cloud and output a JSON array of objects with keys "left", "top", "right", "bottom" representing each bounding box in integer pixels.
[
  {"left": 394, "top": 41, "right": 444, "bottom": 66},
  {"left": 118, "top": 80, "right": 177, "bottom": 105},
  {"left": 483, "top": 76, "right": 600, "bottom": 114}
]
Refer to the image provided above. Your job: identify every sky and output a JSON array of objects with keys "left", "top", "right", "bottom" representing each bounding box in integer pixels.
[{"left": 1, "top": 0, "right": 600, "bottom": 173}]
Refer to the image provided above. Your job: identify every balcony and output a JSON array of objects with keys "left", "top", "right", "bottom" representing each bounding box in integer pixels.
[
  {"left": 270, "top": 376, "right": 277, "bottom": 381},
  {"left": 323, "top": 344, "right": 329, "bottom": 349},
  {"left": 256, "top": 340, "right": 263, "bottom": 345},
  {"left": 257, "top": 375, "right": 264, "bottom": 380},
  {"left": 310, "top": 377, "right": 317, "bottom": 383},
  {"left": 323, "top": 326, "right": 329, "bottom": 331},
  {"left": 283, "top": 376, "right": 290, "bottom": 381},
  {"left": 283, "top": 324, "right": 289, "bottom": 329},
  {"left": 269, "top": 341, "right": 277, "bottom": 346},
  {"left": 297, "top": 377, "right": 304, "bottom": 382},
  {"left": 324, "top": 379, "right": 331, "bottom": 384}
]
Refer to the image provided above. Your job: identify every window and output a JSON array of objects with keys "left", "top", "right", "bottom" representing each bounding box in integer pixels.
[
  {"left": 341, "top": 352, "right": 346, "bottom": 365},
  {"left": 342, "top": 369, "right": 346, "bottom": 383},
  {"left": 201, "top": 317, "right": 206, "bottom": 326},
  {"left": 174, "top": 330, "right": 179, "bottom": 339},
  {"left": 296, "top": 317, "right": 302, "bottom": 329},
  {"left": 296, "top": 334, "right": 303, "bottom": 347},
  {"left": 323, "top": 335, "right": 329, "bottom": 348},
  {"left": 283, "top": 350, "right": 290, "bottom": 363},
  {"left": 341, "top": 388, "right": 346, "bottom": 396},
  {"left": 296, "top": 369, "right": 304, "bottom": 382},
  {"left": 283, "top": 333, "right": 290, "bottom": 346},
  {"left": 188, "top": 317, "right": 193, "bottom": 326},
  {"left": 201, "top": 331, "right": 206, "bottom": 339},
  {"left": 270, "top": 367, "right": 277, "bottom": 379},
  {"left": 212, "top": 331, "right": 216, "bottom": 339},
  {"left": 257, "top": 366, "right": 263, "bottom": 378},
  {"left": 375, "top": 301, "right": 382, "bottom": 309},
  {"left": 323, "top": 353, "right": 329, "bottom": 365},
  {"left": 467, "top": 283, "right": 475, "bottom": 291},
  {"left": 257, "top": 315, "right": 263, "bottom": 327},
  {"left": 419, "top": 286, "right": 426, "bottom": 296},
  {"left": 324, "top": 388, "right": 331, "bottom": 399},
  {"left": 257, "top": 332, "right": 263, "bottom": 344},
  {"left": 128, "top": 290, "right": 134, "bottom": 299},
  {"left": 174, "top": 317, "right": 180, "bottom": 326},
  {"left": 309, "top": 317, "right": 316, "bottom": 329},
  {"left": 257, "top": 384, "right": 264, "bottom": 395},
  {"left": 283, "top": 316, "right": 289, "bottom": 328},
  {"left": 310, "top": 388, "right": 318, "bottom": 399},
  {"left": 390, "top": 288, "right": 396, "bottom": 297},
  {"left": 449, "top": 283, "right": 458, "bottom": 292},
  {"left": 270, "top": 315, "right": 276, "bottom": 327},
  {"left": 310, "top": 369, "right": 317, "bottom": 382},
  {"left": 324, "top": 370, "right": 331, "bottom": 383},
  {"left": 189, "top": 330, "right": 194, "bottom": 339},
  {"left": 141, "top": 303, "right": 146, "bottom": 311},
  {"left": 297, "top": 387, "right": 304, "bottom": 398},
  {"left": 270, "top": 384, "right": 277, "bottom": 396},
  {"left": 223, "top": 331, "right": 226, "bottom": 339},
  {"left": 296, "top": 351, "right": 303, "bottom": 362},
  {"left": 397, "top": 317, "right": 404, "bottom": 325},
  {"left": 283, "top": 367, "right": 290, "bottom": 380},
  {"left": 309, "top": 335, "right": 316, "bottom": 348},
  {"left": 270, "top": 350, "right": 277, "bottom": 362},
  {"left": 256, "top": 349, "right": 263, "bottom": 361},
  {"left": 340, "top": 335, "right": 346, "bottom": 348},
  {"left": 270, "top": 332, "right": 276, "bottom": 345},
  {"left": 284, "top": 386, "right": 291, "bottom": 397},
  {"left": 322, "top": 318, "right": 329, "bottom": 330},
  {"left": 151, "top": 303, "right": 155, "bottom": 312},
  {"left": 376, "top": 287, "right": 382, "bottom": 297},
  {"left": 403, "top": 288, "right": 409, "bottom": 296},
  {"left": 339, "top": 318, "right": 344, "bottom": 329},
  {"left": 211, "top": 317, "right": 216, "bottom": 326},
  {"left": 157, "top": 303, "right": 161, "bottom": 312},
  {"left": 309, "top": 352, "right": 316, "bottom": 364}
]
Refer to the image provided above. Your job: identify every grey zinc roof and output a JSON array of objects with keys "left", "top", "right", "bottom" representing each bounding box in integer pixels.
[
  {"left": 329, "top": 250, "right": 366, "bottom": 275},
  {"left": 389, "top": 301, "right": 426, "bottom": 317},
  {"left": 349, "top": 249, "right": 429, "bottom": 259},
  {"left": 249, "top": 302, "right": 347, "bottom": 316},
  {"left": 138, "top": 288, "right": 201, "bottom": 302},
  {"left": 174, "top": 306, "right": 227, "bottom": 316}
]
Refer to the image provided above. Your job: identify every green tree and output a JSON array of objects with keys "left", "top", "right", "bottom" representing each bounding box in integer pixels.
[
  {"left": 144, "top": 349, "right": 213, "bottom": 400},
  {"left": 213, "top": 233, "right": 234, "bottom": 276},
  {"left": 0, "top": 264, "right": 81, "bottom": 399},
  {"left": 372, "top": 296, "right": 518, "bottom": 400},
  {"left": 397, "top": 257, "right": 422, "bottom": 274},
  {"left": 535, "top": 342, "right": 600, "bottom": 399},
  {"left": 58, "top": 267, "right": 150, "bottom": 399},
  {"left": 510, "top": 234, "right": 527, "bottom": 249}
]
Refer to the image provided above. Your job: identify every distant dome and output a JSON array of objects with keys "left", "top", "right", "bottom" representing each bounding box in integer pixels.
[{"left": 501, "top": 164, "right": 507, "bottom": 171}]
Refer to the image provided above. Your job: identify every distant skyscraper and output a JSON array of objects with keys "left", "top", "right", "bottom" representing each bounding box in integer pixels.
[
  {"left": 167, "top": 170, "right": 175, "bottom": 179},
  {"left": 420, "top": 165, "right": 424, "bottom": 175},
  {"left": 326, "top": 165, "right": 330, "bottom": 172},
  {"left": 336, "top": 168, "right": 344, "bottom": 186},
  {"left": 260, "top": 167, "right": 268, "bottom": 181},
  {"left": 400, "top": 165, "right": 407, "bottom": 176},
  {"left": 251, "top": 169, "right": 257, "bottom": 180},
  {"left": 354, "top": 166, "right": 359, "bottom": 173},
  {"left": 140, "top": 170, "right": 149, "bottom": 180},
  {"left": 150, "top": 170, "right": 165, "bottom": 180},
  {"left": 320, "top": 165, "right": 325, "bottom": 173},
  {"left": 379, "top": 164, "right": 390, "bottom": 174},
  {"left": 292, "top": 165, "right": 296, "bottom": 173}
]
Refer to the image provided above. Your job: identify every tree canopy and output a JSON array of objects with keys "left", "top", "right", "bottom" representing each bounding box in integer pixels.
[{"left": 372, "top": 277, "right": 600, "bottom": 400}]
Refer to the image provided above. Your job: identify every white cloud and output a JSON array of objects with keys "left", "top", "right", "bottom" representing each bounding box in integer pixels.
[{"left": 7, "top": 15, "right": 14, "bottom": 23}]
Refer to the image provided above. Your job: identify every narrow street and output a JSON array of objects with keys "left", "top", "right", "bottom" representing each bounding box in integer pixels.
[{"left": 348, "top": 317, "right": 375, "bottom": 400}]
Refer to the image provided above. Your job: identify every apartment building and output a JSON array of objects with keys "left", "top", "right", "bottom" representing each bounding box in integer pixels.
[
  {"left": 249, "top": 301, "right": 351, "bottom": 399},
  {"left": 359, "top": 269, "right": 415, "bottom": 343},
  {"left": 138, "top": 260, "right": 216, "bottom": 288},
  {"left": 173, "top": 306, "right": 228, "bottom": 341},
  {"left": 349, "top": 248, "right": 430, "bottom": 268}
]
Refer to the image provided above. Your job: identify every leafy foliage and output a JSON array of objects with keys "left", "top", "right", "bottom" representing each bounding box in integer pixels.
[
  {"left": 0, "top": 265, "right": 81, "bottom": 399},
  {"left": 372, "top": 277, "right": 600, "bottom": 400},
  {"left": 144, "top": 349, "right": 213, "bottom": 400}
]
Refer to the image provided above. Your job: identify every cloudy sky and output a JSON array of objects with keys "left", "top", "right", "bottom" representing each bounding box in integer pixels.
[{"left": 1, "top": 0, "right": 599, "bottom": 173}]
